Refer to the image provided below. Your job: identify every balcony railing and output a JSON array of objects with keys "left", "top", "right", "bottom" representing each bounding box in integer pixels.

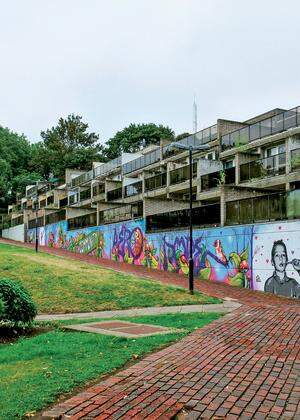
[
  {"left": 107, "top": 187, "right": 123, "bottom": 201},
  {"left": 94, "top": 157, "right": 122, "bottom": 178},
  {"left": 124, "top": 181, "right": 142, "bottom": 197},
  {"left": 240, "top": 152, "right": 286, "bottom": 182},
  {"left": 221, "top": 106, "right": 300, "bottom": 150},
  {"left": 122, "top": 149, "right": 161, "bottom": 175},
  {"left": 169, "top": 162, "right": 197, "bottom": 186},
  {"left": 145, "top": 172, "right": 167, "bottom": 192},
  {"left": 224, "top": 191, "right": 300, "bottom": 225},
  {"left": 70, "top": 157, "right": 122, "bottom": 188}
]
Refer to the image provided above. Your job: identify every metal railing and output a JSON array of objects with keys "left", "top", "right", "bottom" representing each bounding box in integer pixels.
[
  {"left": 221, "top": 106, "right": 300, "bottom": 150},
  {"left": 122, "top": 148, "right": 161, "bottom": 175},
  {"left": 70, "top": 157, "right": 122, "bottom": 188},
  {"left": 240, "top": 152, "right": 286, "bottom": 182}
]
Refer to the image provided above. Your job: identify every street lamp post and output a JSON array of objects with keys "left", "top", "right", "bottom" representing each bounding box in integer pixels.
[
  {"left": 34, "top": 194, "right": 39, "bottom": 253},
  {"left": 166, "top": 142, "right": 210, "bottom": 294}
]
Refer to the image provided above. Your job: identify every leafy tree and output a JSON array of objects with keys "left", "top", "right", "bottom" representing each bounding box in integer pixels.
[
  {"left": 32, "top": 114, "right": 104, "bottom": 178},
  {"left": 104, "top": 123, "right": 175, "bottom": 160},
  {"left": 11, "top": 171, "right": 42, "bottom": 196},
  {"left": 176, "top": 132, "right": 190, "bottom": 141},
  {"left": 0, "top": 127, "right": 33, "bottom": 204}
]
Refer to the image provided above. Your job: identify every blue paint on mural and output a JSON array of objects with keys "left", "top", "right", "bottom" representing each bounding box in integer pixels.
[{"left": 27, "top": 218, "right": 300, "bottom": 298}]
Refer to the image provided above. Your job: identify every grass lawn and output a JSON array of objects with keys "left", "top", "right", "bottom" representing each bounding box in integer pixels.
[
  {"left": 0, "top": 243, "right": 221, "bottom": 313},
  {"left": 0, "top": 312, "right": 222, "bottom": 418}
]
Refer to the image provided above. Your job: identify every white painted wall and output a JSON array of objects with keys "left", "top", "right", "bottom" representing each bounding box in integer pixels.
[{"left": 2, "top": 224, "right": 25, "bottom": 242}]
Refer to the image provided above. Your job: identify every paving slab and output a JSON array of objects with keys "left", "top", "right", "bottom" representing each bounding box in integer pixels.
[{"left": 64, "top": 320, "right": 178, "bottom": 338}]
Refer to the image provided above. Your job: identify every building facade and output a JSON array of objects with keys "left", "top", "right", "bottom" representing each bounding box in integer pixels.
[{"left": 2, "top": 105, "right": 300, "bottom": 298}]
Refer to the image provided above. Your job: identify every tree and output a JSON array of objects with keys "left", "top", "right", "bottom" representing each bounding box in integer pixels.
[
  {"left": 176, "top": 132, "right": 190, "bottom": 141},
  {"left": 0, "top": 126, "right": 33, "bottom": 204},
  {"left": 104, "top": 123, "right": 175, "bottom": 160},
  {"left": 32, "top": 114, "right": 104, "bottom": 178}
]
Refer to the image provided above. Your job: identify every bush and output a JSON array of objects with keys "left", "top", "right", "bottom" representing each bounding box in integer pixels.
[
  {"left": 0, "top": 298, "right": 5, "bottom": 318},
  {"left": 0, "top": 279, "right": 37, "bottom": 324}
]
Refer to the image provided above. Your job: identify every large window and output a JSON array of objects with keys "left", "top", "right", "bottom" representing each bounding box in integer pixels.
[
  {"left": 68, "top": 212, "right": 97, "bottom": 230},
  {"left": 45, "top": 209, "right": 66, "bottom": 225},
  {"left": 145, "top": 172, "right": 167, "bottom": 191},
  {"left": 99, "top": 202, "right": 143, "bottom": 224},
  {"left": 146, "top": 203, "right": 220, "bottom": 232},
  {"left": 225, "top": 192, "right": 289, "bottom": 225}
]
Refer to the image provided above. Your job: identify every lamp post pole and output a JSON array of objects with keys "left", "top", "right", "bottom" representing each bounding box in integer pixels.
[
  {"left": 35, "top": 198, "right": 38, "bottom": 253},
  {"left": 165, "top": 141, "right": 209, "bottom": 294},
  {"left": 188, "top": 146, "right": 194, "bottom": 294}
]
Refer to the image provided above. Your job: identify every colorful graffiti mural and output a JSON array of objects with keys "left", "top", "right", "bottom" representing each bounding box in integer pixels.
[
  {"left": 27, "top": 218, "right": 300, "bottom": 298},
  {"left": 252, "top": 221, "right": 300, "bottom": 298},
  {"left": 148, "top": 225, "right": 253, "bottom": 287}
]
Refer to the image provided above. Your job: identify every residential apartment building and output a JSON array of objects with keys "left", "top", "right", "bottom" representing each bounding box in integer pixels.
[{"left": 2, "top": 105, "right": 300, "bottom": 238}]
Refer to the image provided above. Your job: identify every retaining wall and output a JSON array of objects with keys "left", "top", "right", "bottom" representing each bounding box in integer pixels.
[
  {"left": 27, "top": 219, "right": 300, "bottom": 299},
  {"left": 2, "top": 224, "right": 25, "bottom": 242}
]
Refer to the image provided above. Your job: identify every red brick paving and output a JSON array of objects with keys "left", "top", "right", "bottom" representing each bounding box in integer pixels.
[{"left": 1, "top": 239, "right": 300, "bottom": 419}]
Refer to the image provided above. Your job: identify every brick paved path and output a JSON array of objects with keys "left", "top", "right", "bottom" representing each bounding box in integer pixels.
[{"left": 1, "top": 239, "right": 300, "bottom": 419}]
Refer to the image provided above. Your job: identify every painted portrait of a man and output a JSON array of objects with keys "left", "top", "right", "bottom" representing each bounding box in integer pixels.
[{"left": 264, "top": 240, "right": 300, "bottom": 298}]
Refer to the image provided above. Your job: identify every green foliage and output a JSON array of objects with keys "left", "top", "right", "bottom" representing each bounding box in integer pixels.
[
  {"left": 31, "top": 114, "right": 104, "bottom": 178},
  {"left": 0, "top": 126, "right": 33, "bottom": 204},
  {"left": 0, "top": 278, "right": 37, "bottom": 324},
  {"left": 0, "top": 312, "right": 222, "bottom": 418},
  {"left": 104, "top": 123, "right": 175, "bottom": 159},
  {"left": 0, "top": 298, "right": 5, "bottom": 317},
  {"left": 176, "top": 132, "right": 190, "bottom": 141}
]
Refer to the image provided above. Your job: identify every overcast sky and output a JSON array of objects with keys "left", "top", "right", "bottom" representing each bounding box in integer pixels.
[{"left": 0, "top": 0, "right": 299, "bottom": 145}]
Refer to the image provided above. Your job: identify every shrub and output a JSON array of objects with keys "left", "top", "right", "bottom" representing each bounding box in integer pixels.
[
  {"left": 0, "top": 279, "right": 37, "bottom": 324},
  {"left": 0, "top": 298, "right": 5, "bottom": 318}
]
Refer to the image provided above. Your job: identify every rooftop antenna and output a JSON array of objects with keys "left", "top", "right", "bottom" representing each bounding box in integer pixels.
[{"left": 193, "top": 94, "right": 198, "bottom": 133}]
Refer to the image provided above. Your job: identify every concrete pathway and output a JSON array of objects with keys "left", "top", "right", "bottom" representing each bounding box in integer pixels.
[
  {"left": 36, "top": 301, "right": 240, "bottom": 321},
  {"left": 1, "top": 239, "right": 300, "bottom": 419}
]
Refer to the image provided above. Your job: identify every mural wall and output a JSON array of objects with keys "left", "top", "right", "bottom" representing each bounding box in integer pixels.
[
  {"left": 252, "top": 221, "right": 300, "bottom": 298},
  {"left": 27, "top": 218, "right": 300, "bottom": 298}
]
